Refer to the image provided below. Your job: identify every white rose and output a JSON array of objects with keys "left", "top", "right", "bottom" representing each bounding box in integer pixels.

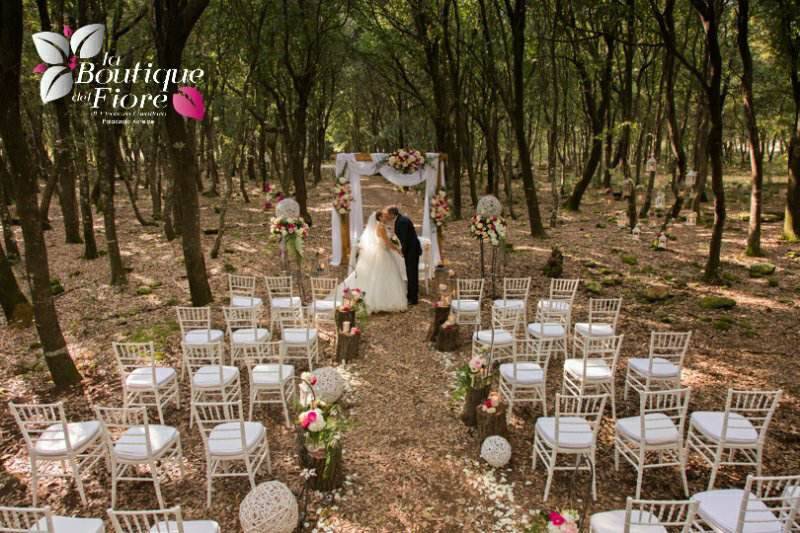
[{"left": 308, "top": 410, "right": 326, "bottom": 432}]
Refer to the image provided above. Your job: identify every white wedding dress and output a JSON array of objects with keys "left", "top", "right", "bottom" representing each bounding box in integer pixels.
[{"left": 342, "top": 213, "right": 407, "bottom": 313}]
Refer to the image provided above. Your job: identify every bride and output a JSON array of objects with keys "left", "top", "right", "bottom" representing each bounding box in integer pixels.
[{"left": 344, "top": 211, "right": 407, "bottom": 313}]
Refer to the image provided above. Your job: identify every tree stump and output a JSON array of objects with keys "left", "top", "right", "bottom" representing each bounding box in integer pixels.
[
  {"left": 335, "top": 309, "right": 356, "bottom": 333},
  {"left": 477, "top": 404, "right": 508, "bottom": 441},
  {"left": 296, "top": 433, "right": 344, "bottom": 491},
  {"left": 460, "top": 386, "right": 489, "bottom": 427},
  {"left": 426, "top": 305, "right": 451, "bottom": 342},
  {"left": 435, "top": 324, "right": 459, "bottom": 352},
  {"left": 336, "top": 332, "right": 360, "bottom": 361}
]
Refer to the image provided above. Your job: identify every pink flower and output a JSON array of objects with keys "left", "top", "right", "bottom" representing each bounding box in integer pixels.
[
  {"left": 549, "top": 512, "right": 565, "bottom": 526},
  {"left": 300, "top": 410, "right": 317, "bottom": 429},
  {"left": 308, "top": 375, "right": 318, "bottom": 386},
  {"left": 350, "top": 327, "right": 361, "bottom": 335},
  {"left": 68, "top": 55, "right": 77, "bottom": 71},
  {"left": 62, "top": 25, "right": 74, "bottom": 38},
  {"left": 33, "top": 63, "right": 47, "bottom": 74}
]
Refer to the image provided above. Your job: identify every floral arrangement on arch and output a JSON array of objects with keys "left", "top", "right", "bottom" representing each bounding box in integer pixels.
[
  {"left": 526, "top": 509, "right": 580, "bottom": 533},
  {"left": 453, "top": 348, "right": 493, "bottom": 401},
  {"left": 332, "top": 174, "right": 352, "bottom": 215},
  {"left": 270, "top": 216, "right": 309, "bottom": 259},
  {"left": 470, "top": 214, "right": 507, "bottom": 246},
  {"left": 263, "top": 182, "right": 285, "bottom": 211},
  {"left": 431, "top": 188, "right": 451, "bottom": 227},
  {"left": 384, "top": 148, "right": 428, "bottom": 175}
]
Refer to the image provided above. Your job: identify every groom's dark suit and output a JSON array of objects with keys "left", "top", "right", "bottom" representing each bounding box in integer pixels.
[{"left": 394, "top": 213, "right": 422, "bottom": 304}]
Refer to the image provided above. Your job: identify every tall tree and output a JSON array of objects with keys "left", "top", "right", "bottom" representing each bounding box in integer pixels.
[
  {"left": 0, "top": 0, "right": 81, "bottom": 386},
  {"left": 152, "top": 0, "right": 213, "bottom": 306}
]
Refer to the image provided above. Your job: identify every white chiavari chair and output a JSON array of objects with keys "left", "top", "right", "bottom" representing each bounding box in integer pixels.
[
  {"left": 492, "top": 277, "right": 531, "bottom": 326},
  {"left": 625, "top": 331, "right": 692, "bottom": 400},
  {"left": 227, "top": 274, "right": 263, "bottom": 308},
  {"left": 572, "top": 297, "right": 623, "bottom": 358},
  {"left": 108, "top": 506, "right": 219, "bottom": 533},
  {"left": 242, "top": 340, "right": 294, "bottom": 426},
  {"left": 450, "top": 278, "right": 484, "bottom": 333},
  {"left": 113, "top": 342, "right": 179, "bottom": 424},
  {"left": 264, "top": 275, "right": 302, "bottom": 331},
  {"left": 0, "top": 506, "right": 104, "bottom": 533},
  {"left": 222, "top": 306, "right": 270, "bottom": 366},
  {"left": 563, "top": 333, "right": 624, "bottom": 419},
  {"left": 590, "top": 497, "right": 698, "bottom": 533},
  {"left": 498, "top": 338, "right": 551, "bottom": 420}
]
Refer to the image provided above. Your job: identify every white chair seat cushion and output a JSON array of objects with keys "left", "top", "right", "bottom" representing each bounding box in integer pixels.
[
  {"left": 690, "top": 412, "right": 759, "bottom": 444},
  {"left": 692, "top": 489, "right": 782, "bottom": 533},
  {"left": 231, "top": 295, "right": 263, "bottom": 308},
  {"left": 125, "top": 367, "right": 177, "bottom": 389},
  {"left": 564, "top": 358, "right": 613, "bottom": 381},
  {"left": 493, "top": 299, "right": 525, "bottom": 310},
  {"left": 473, "top": 329, "right": 514, "bottom": 345},
  {"left": 208, "top": 422, "right": 265, "bottom": 456},
  {"left": 628, "top": 357, "right": 680, "bottom": 378},
  {"left": 535, "top": 416, "right": 594, "bottom": 449},
  {"left": 192, "top": 365, "right": 239, "bottom": 388},
  {"left": 450, "top": 299, "right": 480, "bottom": 313},
  {"left": 616, "top": 413, "right": 681, "bottom": 445},
  {"left": 183, "top": 329, "right": 224, "bottom": 344},
  {"left": 149, "top": 521, "right": 220, "bottom": 533},
  {"left": 537, "top": 299, "right": 571, "bottom": 313},
  {"left": 311, "top": 300, "right": 336, "bottom": 313},
  {"left": 499, "top": 362, "right": 544, "bottom": 384},
  {"left": 252, "top": 364, "right": 295, "bottom": 385},
  {"left": 270, "top": 296, "right": 301, "bottom": 309},
  {"left": 574, "top": 322, "right": 614, "bottom": 336},
  {"left": 34, "top": 515, "right": 105, "bottom": 533},
  {"left": 231, "top": 328, "right": 270, "bottom": 344},
  {"left": 590, "top": 510, "right": 667, "bottom": 533},
  {"left": 114, "top": 425, "right": 178, "bottom": 460},
  {"left": 527, "top": 322, "right": 565, "bottom": 338},
  {"left": 34, "top": 421, "right": 101, "bottom": 456},
  {"left": 282, "top": 328, "right": 318, "bottom": 344}
]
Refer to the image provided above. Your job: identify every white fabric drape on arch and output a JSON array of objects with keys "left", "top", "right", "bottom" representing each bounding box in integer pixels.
[{"left": 330, "top": 152, "right": 442, "bottom": 271}]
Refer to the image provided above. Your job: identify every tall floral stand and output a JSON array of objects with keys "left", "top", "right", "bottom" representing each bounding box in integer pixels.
[{"left": 460, "top": 386, "right": 490, "bottom": 427}]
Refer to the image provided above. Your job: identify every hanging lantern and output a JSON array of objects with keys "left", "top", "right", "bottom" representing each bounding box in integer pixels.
[
  {"left": 655, "top": 191, "right": 666, "bottom": 210},
  {"left": 686, "top": 169, "right": 697, "bottom": 187},
  {"left": 632, "top": 225, "right": 641, "bottom": 240},
  {"left": 646, "top": 156, "right": 657, "bottom": 173},
  {"left": 686, "top": 212, "right": 697, "bottom": 226}
]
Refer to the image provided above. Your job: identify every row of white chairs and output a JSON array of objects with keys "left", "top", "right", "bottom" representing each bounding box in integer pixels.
[{"left": 0, "top": 505, "right": 218, "bottom": 533}]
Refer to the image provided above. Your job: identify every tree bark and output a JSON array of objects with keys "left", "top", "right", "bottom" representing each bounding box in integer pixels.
[{"left": 0, "top": 0, "right": 81, "bottom": 386}]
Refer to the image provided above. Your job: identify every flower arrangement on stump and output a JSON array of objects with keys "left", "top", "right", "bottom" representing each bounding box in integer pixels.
[
  {"left": 454, "top": 349, "right": 493, "bottom": 427},
  {"left": 383, "top": 148, "right": 429, "bottom": 174},
  {"left": 263, "top": 182, "right": 285, "bottom": 211},
  {"left": 477, "top": 392, "right": 508, "bottom": 441},
  {"left": 526, "top": 509, "right": 580, "bottom": 533},
  {"left": 295, "top": 379, "right": 347, "bottom": 491},
  {"left": 342, "top": 287, "right": 368, "bottom": 322}
]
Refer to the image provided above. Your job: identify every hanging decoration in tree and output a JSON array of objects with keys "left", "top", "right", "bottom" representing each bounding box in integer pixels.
[
  {"left": 275, "top": 197, "right": 300, "bottom": 218},
  {"left": 686, "top": 169, "right": 697, "bottom": 188},
  {"left": 333, "top": 163, "right": 352, "bottom": 264},
  {"left": 654, "top": 191, "right": 666, "bottom": 211},
  {"left": 685, "top": 212, "right": 697, "bottom": 226}
]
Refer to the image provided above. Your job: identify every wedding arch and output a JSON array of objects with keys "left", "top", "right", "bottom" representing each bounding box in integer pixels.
[{"left": 330, "top": 152, "right": 444, "bottom": 270}]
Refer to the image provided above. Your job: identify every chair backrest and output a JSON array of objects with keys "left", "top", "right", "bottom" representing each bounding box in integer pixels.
[
  {"left": 277, "top": 305, "right": 308, "bottom": 330},
  {"left": 113, "top": 341, "right": 156, "bottom": 378},
  {"left": 310, "top": 277, "right": 338, "bottom": 302},
  {"left": 175, "top": 306, "right": 212, "bottom": 334},
  {"left": 0, "top": 506, "right": 54, "bottom": 532},
  {"left": 723, "top": 389, "right": 782, "bottom": 443},
  {"left": 222, "top": 305, "right": 259, "bottom": 333},
  {"left": 648, "top": 331, "right": 692, "bottom": 371},
  {"left": 492, "top": 305, "right": 521, "bottom": 335},
  {"left": 502, "top": 277, "right": 531, "bottom": 301},
  {"left": 242, "top": 341, "right": 290, "bottom": 382},
  {"left": 587, "top": 297, "right": 623, "bottom": 329},
  {"left": 182, "top": 342, "right": 226, "bottom": 383},
  {"left": 108, "top": 506, "right": 187, "bottom": 533},
  {"left": 638, "top": 388, "right": 691, "bottom": 444},
  {"left": 192, "top": 400, "right": 246, "bottom": 453},
  {"left": 264, "top": 275, "right": 293, "bottom": 300},
  {"left": 535, "top": 301, "right": 569, "bottom": 326},
  {"left": 8, "top": 402, "right": 73, "bottom": 456},
  {"left": 511, "top": 338, "right": 550, "bottom": 374},
  {"left": 455, "top": 278, "right": 484, "bottom": 302},
  {"left": 736, "top": 474, "right": 800, "bottom": 532},
  {"left": 548, "top": 278, "right": 580, "bottom": 302},
  {"left": 622, "top": 498, "right": 699, "bottom": 533},
  {"left": 95, "top": 406, "right": 153, "bottom": 459},
  {"left": 554, "top": 393, "right": 607, "bottom": 447},
  {"left": 578, "top": 334, "right": 624, "bottom": 378},
  {"left": 228, "top": 274, "right": 257, "bottom": 298}
]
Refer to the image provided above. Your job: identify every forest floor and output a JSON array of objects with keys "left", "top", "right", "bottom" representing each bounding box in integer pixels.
[{"left": 1, "top": 169, "right": 799, "bottom": 532}]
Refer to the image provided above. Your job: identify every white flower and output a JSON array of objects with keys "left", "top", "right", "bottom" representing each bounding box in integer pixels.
[{"left": 308, "top": 409, "right": 326, "bottom": 432}]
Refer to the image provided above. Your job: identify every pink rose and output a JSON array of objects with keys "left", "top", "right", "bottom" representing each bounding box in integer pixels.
[
  {"left": 549, "top": 512, "right": 565, "bottom": 526},
  {"left": 301, "top": 410, "right": 317, "bottom": 429}
]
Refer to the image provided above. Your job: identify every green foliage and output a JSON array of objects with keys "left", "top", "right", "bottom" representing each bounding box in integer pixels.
[{"left": 699, "top": 296, "right": 737, "bottom": 310}]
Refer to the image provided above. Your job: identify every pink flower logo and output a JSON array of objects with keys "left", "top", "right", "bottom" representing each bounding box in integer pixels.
[
  {"left": 32, "top": 23, "right": 105, "bottom": 103},
  {"left": 172, "top": 86, "right": 205, "bottom": 121}
]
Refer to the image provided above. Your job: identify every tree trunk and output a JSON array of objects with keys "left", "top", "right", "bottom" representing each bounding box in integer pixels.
[
  {"left": 97, "top": 127, "right": 127, "bottom": 286},
  {"left": 0, "top": 241, "right": 32, "bottom": 326},
  {"left": 0, "top": 0, "right": 81, "bottom": 386}
]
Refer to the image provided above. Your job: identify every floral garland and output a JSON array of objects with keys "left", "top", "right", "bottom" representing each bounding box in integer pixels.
[
  {"left": 526, "top": 509, "right": 580, "bottom": 533},
  {"left": 263, "top": 182, "right": 285, "bottom": 211},
  {"left": 470, "top": 214, "right": 507, "bottom": 246},
  {"left": 384, "top": 148, "right": 428, "bottom": 175},
  {"left": 430, "top": 188, "right": 451, "bottom": 227},
  {"left": 332, "top": 175, "right": 352, "bottom": 215},
  {"left": 453, "top": 349, "right": 493, "bottom": 401},
  {"left": 270, "top": 216, "right": 309, "bottom": 260}
]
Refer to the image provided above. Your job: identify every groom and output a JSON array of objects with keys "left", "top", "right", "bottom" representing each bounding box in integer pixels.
[{"left": 385, "top": 206, "right": 421, "bottom": 305}]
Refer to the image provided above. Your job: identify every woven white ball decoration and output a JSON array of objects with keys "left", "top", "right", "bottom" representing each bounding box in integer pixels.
[
  {"left": 476, "top": 195, "right": 502, "bottom": 217},
  {"left": 275, "top": 197, "right": 300, "bottom": 218},
  {"left": 239, "top": 481, "right": 298, "bottom": 533},
  {"left": 480, "top": 435, "right": 512, "bottom": 467},
  {"left": 311, "top": 367, "right": 345, "bottom": 403}
]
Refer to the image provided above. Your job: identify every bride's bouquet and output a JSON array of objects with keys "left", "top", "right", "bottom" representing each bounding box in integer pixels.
[
  {"left": 385, "top": 148, "right": 427, "bottom": 174},
  {"left": 270, "top": 216, "right": 309, "bottom": 259},
  {"left": 470, "top": 214, "right": 506, "bottom": 246}
]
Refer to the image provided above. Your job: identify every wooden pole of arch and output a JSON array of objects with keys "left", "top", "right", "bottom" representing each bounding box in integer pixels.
[{"left": 436, "top": 154, "right": 447, "bottom": 267}]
